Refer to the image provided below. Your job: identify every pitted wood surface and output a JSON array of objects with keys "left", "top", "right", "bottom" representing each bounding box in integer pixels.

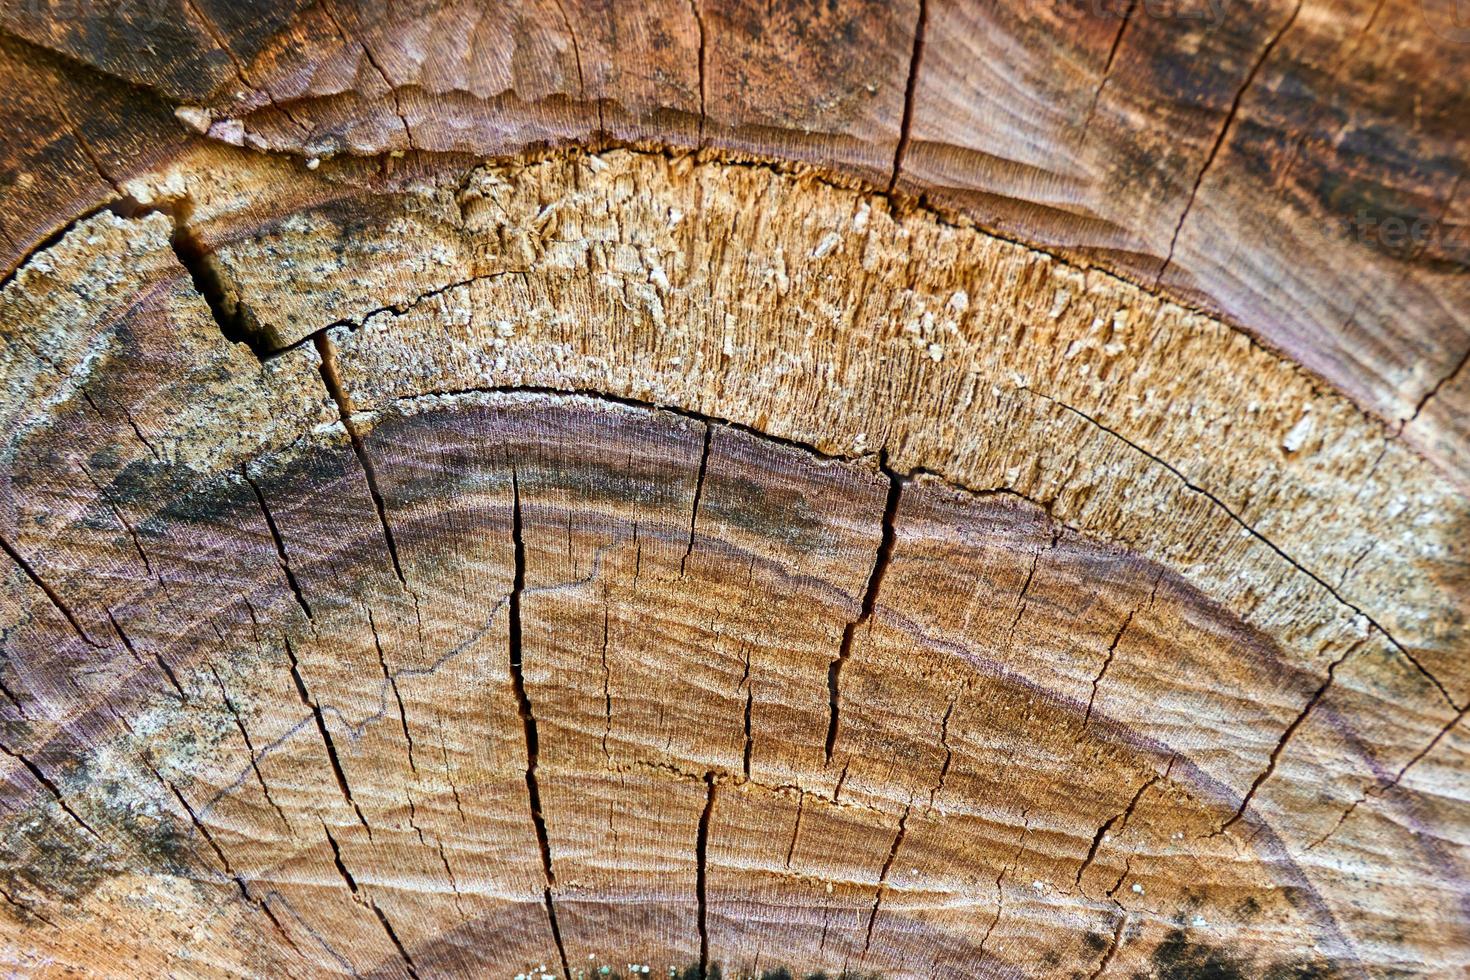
[
  {"left": 0, "top": 2, "right": 1466, "bottom": 477},
  {"left": 0, "top": 145, "right": 1465, "bottom": 976}
]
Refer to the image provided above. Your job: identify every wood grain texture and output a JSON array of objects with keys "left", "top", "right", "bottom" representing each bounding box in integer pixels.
[
  {"left": 0, "top": 1, "right": 1464, "bottom": 474},
  {"left": 0, "top": 4, "right": 1466, "bottom": 978},
  {"left": 0, "top": 145, "right": 1464, "bottom": 976}
]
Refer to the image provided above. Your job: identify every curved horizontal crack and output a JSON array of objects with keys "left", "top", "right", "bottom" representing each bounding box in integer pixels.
[
  {"left": 4, "top": 360, "right": 1443, "bottom": 891},
  {"left": 1027, "top": 390, "right": 1458, "bottom": 711},
  {"left": 4, "top": 138, "right": 1385, "bottom": 446},
  {"left": 265, "top": 271, "right": 529, "bottom": 361},
  {"left": 350, "top": 378, "right": 1447, "bottom": 719}
]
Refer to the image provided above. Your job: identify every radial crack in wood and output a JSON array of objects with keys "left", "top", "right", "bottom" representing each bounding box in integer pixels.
[{"left": 0, "top": 82, "right": 1463, "bottom": 980}]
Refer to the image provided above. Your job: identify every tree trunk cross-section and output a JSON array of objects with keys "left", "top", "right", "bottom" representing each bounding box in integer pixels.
[{"left": 0, "top": 4, "right": 1467, "bottom": 979}]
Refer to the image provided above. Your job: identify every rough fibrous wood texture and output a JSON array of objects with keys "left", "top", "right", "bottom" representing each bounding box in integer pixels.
[
  {"left": 0, "top": 3, "right": 1466, "bottom": 979},
  {"left": 2, "top": 0, "right": 1467, "bottom": 475}
]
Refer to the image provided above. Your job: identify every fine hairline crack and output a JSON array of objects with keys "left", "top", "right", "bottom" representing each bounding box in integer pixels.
[
  {"left": 365, "top": 378, "right": 1455, "bottom": 718},
  {"left": 6, "top": 140, "right": 1461, "bottom": 509},
  {"left": 1024, "top": 388, "right": 1458, "bottom": 712},
  {"left": 6, "top": 368, "right": 1456, "bottom": 869},
  {"left": 3, "top": 140, "right": 1399, "bottom": 436},
  {"left": 3, "top": 145, "right": 1462, "bottom": 925},
  {"left": 96, "top": 171, "right": 1448, "bottom": 714}
]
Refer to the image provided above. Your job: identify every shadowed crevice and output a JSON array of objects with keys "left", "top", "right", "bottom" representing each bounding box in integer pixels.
[
  {"left": 888, "top": 0, "right": 928, "bottom": 194},
  {"left": 697, "top": 772, "right": 717, "bottom": 978},
  {"left": 507, "top": 471, "right": 572, "bottom": 980},
  {"left": 826, "top": 461, "right": 903, "bottom": 763},
  {"left": 285, "top": 637, "right": 371, "bottom": 836},
  {"left": 315, "top": 334, "right": 409, "bottom": 588}
]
